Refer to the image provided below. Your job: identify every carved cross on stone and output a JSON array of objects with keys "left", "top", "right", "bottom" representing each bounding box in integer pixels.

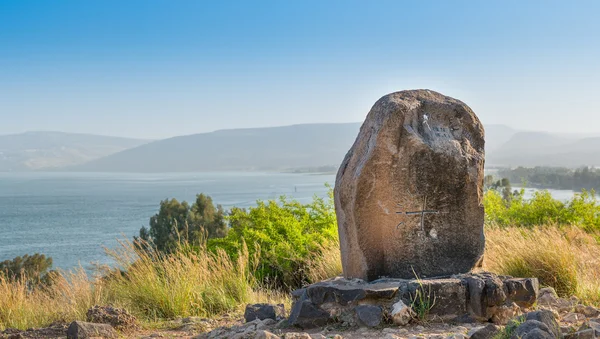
[{"left": 396, "top": 196, "right": 448, "bottom": 235}]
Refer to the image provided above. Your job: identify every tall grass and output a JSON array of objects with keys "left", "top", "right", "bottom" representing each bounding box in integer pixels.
[
  {"left": 0, "top": 268, "right": 103, "bottom": 331},
  {"left": 484, "top": 226, "right": 600, "bottom": 305},
  {"left": 304, "top": 240, "right": 343, "bottom": 283},
  {"left": 102, "top": 239, "right": 254, "bottom": 321}
]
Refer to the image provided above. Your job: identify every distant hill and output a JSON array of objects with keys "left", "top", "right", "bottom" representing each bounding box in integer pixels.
[
  {"left": 0, "top": 131, "right": 150, "bottom": 171},
  {"left": 6, "top": 123, "right": 597, "bottom": 172},
  {"left": 484, "top": 124, "right": 517, "bottom": 152},
  {"left": 70, "top": 123, "right": 362, "bottom": 172},
  {"left": 486, "top": 132, "right": 600, "bottom": 167},
  {"left": 70, "top": 123, "right": 530, "bottom": 173}
]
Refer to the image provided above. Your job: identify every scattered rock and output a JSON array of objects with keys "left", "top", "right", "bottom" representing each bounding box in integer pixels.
[
  {"left": 245, "top": 303, "right": 286, "bottom": 322},
  {"left": 255, "top": 330, "right": 280, "bottom": 339},
  {"left": 564, "top": 329, "right": 596, "bottom": 339},
  {"left": 283, "top": 333, "right": 311, "bottom": 339},
  {"left": 575, "top": 305, "right": 600, "bottom": 318},
  {"left": 288, "top": 298, "right": 331, "bottom": 328},
  {"left": 491, "top": 302, "right": 521, "bottom": 325},
  {"left": 391, "top": 300, "right": 414, "bottom": 326},
  {"left": 86, "top": 305, "right": 138, "bottom": 331},
  {"left": 335, "top": 89, "right": 486, "bottom": 280},
  {"left": 523, "top": 310, "right": 560, "bottom": 338},
  {"left": 66, "top": 321, "right": 117, "bottom": 339},
  {"left": 538, "top": 287, "right": 560, "bottom": 307},
  {"left": 511, "top": 320, "right": 555, "bottom": 339},
  {"left": 469, "top": 324, "right": 500, "bottom": 339},
  {"left": 564, "top": 313, "right": 586, "bottom": 324},
  {"left": 355, "top": 305, "right": 383, "bottom": 327}
]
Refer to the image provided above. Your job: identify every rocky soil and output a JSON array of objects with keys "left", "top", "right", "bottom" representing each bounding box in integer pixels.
[{"left": 2, "top": 288, "right": 600, "bottom": 339}]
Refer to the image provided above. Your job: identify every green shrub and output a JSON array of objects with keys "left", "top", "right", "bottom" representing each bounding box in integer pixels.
[
  {"left": 484, "top": 188, "right": 600, "bottom": 231},
  {"left": 138, "top": 194, "right": 227, "bottom": 253},
  {"left": 209, "top": 189, "right": 338, "bottom": 290}
]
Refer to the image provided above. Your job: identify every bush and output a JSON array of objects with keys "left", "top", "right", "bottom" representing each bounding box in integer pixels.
[
  {"left": 0, "top": 253, "right": 56, "bottom": 288},
  {"left": 209, "top": 190, "right": 338, "bottom": 289},
  {"left": 138, "top": 194, "right": 227, "bottom": 253},
  {"left": 484, "top": 188, "right": 600, "bottom": 231}
]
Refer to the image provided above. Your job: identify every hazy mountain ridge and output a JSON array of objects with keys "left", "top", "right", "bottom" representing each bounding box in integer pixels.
[
  {"left": 70, "top": 123, "right": 362, "bottom": 172},
  {"left": 0, "top": 131, "right": 150, "bottom": 171},
  {"left": 3, "top": 124, "right": 599, "bottom": 172}
]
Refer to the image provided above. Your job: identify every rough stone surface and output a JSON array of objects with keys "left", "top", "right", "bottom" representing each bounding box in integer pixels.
[
  {"left": 66, "top": 321, "right": 117, "bottom": 339},
  {"left": 335, "top": 89, "right": 486, "bottom": 280},
  {"left": 469, "top": 324, "right": 500, "bottom": 339},
  {"left": 565, "top": 329, "right": 597, "bottom": 339},
  {"left": 391, "top": 300, "right": 413, "bottom": 326},
  {"left": 245, "top": 304, "right": 285, "bottom": 322},
  {"left": 288, "top": 298, "right": 330, "bottom": 328},
  {"left": 254, "top": 330, "right": 280, "bottom": 339},
  {"left": 399, "top": 278, "right": 467, "bottom": 321},
  {"left": 511, "top": 320, "right": 555, "bottom": 339},
  {"left": 355, "top": 305, "right": 383, "bottom": 327},
  {"left": 287, "top": 273, "right": 538, "bottom": 328},
  {"left": 86, "top": 305, "right": 139, "bottom": 331},
  {"left": 524, "top": 310, "right": 561, "bottom": 338}
]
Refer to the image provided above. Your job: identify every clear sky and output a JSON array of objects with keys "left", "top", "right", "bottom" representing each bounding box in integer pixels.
[{"left": 1, "top": 0, "right": 599, "bottom": 139}]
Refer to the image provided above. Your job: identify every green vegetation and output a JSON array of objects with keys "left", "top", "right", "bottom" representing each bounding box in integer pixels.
[
  {"left": 208, "top": 190, "right": 338, "bottom": 289},
  {"left": 484, "top": 187, "right": 600, "bottom": 231},
  {"left": 0, "top": 253, "right": 57, "bottom": 288},
  {"left": 4, "top": 181, "right": 600, "bottom": 331},
  {"left": 409, "top": 272, "right": 437, "bottom": 322},
  {"left": 498, "top": 166, "right": 600, "bottom": 191},
  {"left": 137, "top": 193, "right": 227, "bottom": 253}
]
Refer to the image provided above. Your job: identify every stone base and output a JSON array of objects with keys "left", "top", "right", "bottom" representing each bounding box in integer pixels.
[{"left": 288, "top": 272, "right": 538, "bottom": 329}]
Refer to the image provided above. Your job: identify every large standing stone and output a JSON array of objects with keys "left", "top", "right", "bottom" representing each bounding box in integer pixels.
[{"left": 335, "top": 90, "right": 485, "bottom": 280}]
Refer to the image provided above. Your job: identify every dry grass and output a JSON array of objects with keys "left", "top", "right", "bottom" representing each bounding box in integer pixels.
[
  {"left": 4, "top": 225, "right": 598, "bottom": 331},
  {"left": 102, "top": 240, "right": 254, "bottom": 321},
  {"left": 304, "top": 240, "right": 343, "bottom": 283},
  {"left": 484, "top": 226, "right": 600, "bottom": 305},
  {"left": 0, "top": 268, "right": 103, "bottom": 331}
]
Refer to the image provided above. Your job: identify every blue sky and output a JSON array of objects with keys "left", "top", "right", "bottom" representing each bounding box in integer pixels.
[{"left": 1, "top": 0, "right": 599, "bottom": 139}]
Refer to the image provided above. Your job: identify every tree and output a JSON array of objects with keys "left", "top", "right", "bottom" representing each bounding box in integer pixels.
[
  {"left": 138, "top": 194, "right": 227, "bottom": 252},
  {"left": 0, "top": 253, "right": 56, "bottom": 287}
]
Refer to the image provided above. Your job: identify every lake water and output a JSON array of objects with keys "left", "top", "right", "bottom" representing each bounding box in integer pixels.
[{"left": 0, "top": 172, "right": 335, "bottom": 270}]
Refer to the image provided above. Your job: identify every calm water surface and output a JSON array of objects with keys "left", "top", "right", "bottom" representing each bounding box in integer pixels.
[{"left": 0, "top": 172, "right": 335, "bottom": 270}]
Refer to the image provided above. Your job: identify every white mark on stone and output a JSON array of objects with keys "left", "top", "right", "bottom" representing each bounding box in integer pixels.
[
  {"left": 423, "top": 114, "right": 432, "bottom": 131},
  {"left": 429, "top": 228, "right": 438, "bottom": 239}
]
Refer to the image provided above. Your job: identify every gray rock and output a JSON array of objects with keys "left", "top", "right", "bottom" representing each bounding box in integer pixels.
[
  {"left": 283, "top": 333, "right": 311, "bottom": 339},
  {"left": 255, "top": 330, "right": 280, "bottom": 339},
  {"left": 400, "top": 278, "right": 467, "bottom": 321},
  {"left": 355, "top": 305, "right": 383, "bottom": 327},
  {"left": 537, "top": 287, "right": 560, "bottom": 307},
  {"left": 503, "top": 278, "right": 539, "bottom": 308},
  {"left": 67, "top": 321, "right": 117, "bottom": 339},
  {"left": 511, "top": 320, "right": 554, "bottom": 339},
  {"left": 86, "top": 305, "right": 139, "bottom": 331},
  {"left": 524, "top": 310, "right": 560, "bottom": 338},
  {"left": 335, "top": 89, "right": 485, "bottom": 280},
  {"left": 245, "top": 303, "right": 285, "bottom": 322},
  {"left": 564, "top": 329, "right": 596, "bottom": 339},
  {"left": 469, "top": 324, "right": 500, "bottom": 339},
  {"left": 288, "top": 300, "right": 330, "bottom": 328},
  {"left": 575, "top": 305, "right": 600, "bottom": 318}
]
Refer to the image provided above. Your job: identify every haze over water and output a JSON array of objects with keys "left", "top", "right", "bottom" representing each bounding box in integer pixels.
[{"left": 0, "top": 172, "right": 335, "bottom": 270}]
